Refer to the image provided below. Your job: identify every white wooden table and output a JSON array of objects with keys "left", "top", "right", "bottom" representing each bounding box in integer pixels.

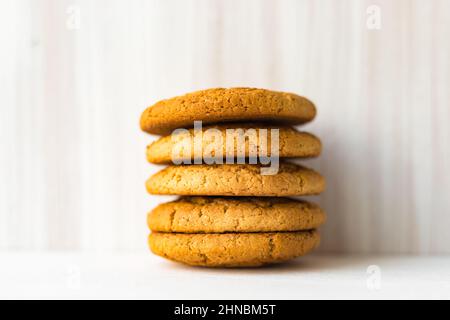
[{"left": 1, "top": 253, "right": 449, "bottom": 299}]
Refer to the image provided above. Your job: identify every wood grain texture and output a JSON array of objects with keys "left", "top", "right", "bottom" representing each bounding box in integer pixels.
[{"left": 0, "top": 0, "right": 449, "bottom": 253}]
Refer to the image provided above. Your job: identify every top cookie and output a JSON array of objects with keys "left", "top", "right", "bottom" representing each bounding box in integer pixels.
[{"left": 140, "top": 88, "right": 317, "bottom": 135}]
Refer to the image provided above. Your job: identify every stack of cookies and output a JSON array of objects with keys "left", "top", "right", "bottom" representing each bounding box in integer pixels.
[{"left": 140, "top": 88, "right": 326, "bottom": 267}]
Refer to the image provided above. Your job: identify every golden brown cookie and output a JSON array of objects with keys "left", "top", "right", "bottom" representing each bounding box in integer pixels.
[
  {"left": 140, "top": 88, "right": 316, "bottom": 135},
  {"left": 148, "top": 197, "right": 325, "bottom": 233},
  {"left": 149, "top": 230, "right": 320, "bottom": 267},
  {"left": 146, "top": 162, "right": 325, "bottom": 196},
  {"left": 146, "top": 123, "right": 322, "bottom": 164}
]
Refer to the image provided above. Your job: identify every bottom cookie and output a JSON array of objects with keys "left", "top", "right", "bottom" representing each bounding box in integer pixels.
[{"left": 149, "top": 230, "right": 320, "bottom": 267}]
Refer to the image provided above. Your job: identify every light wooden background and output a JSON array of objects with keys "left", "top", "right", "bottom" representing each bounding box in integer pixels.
[{"left": 1, "top": 0, "right": 449, "bottom": 254}]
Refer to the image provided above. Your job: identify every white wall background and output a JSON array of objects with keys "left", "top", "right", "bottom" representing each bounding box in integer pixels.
[{"left": 0, "top": 0, "right": 449, "bottom": 254}]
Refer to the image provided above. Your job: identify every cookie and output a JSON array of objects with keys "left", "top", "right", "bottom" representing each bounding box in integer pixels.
[
  {"left": 146, "top": 162, "right": 325, "bottom": 196},
  {"left": 149, "top": 230, "right": 320, "bottom": 267},
  {"left": 148, "top": 197, "right": 325, "bottom": 233},
  {"left": 140, "top": 88, "right": 316, "bottom": 135},
  {"left": 146, "top": 123, "right": 322, "bottom": 164}
]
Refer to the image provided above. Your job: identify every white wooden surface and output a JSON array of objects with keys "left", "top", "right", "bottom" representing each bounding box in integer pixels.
[
  {"left": 1, "top": 253, "right": 450, "bottom": 299},
  {"left": 1, "top": 0, "right": 449, "bottom": 253}
]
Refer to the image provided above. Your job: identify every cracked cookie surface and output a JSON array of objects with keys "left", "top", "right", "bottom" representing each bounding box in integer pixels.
[
  {"left": 146, "top": 123, "right": 322, "bottom": 164},
  {"left": 149, "top": 230, "right": 320, "bottom": 267},
  {"left": 148, "top": 197, "right": 326, "bottom": 233},
  {"left": 140, "top": 88, "right": 316, "bottom": 135},
  {"left": 146, "top": 162, "right": 325, "bottom": 196}
]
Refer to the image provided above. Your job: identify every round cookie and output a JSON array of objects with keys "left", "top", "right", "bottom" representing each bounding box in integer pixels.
[
  {"left": 146, "top": 123, "right": 322, "bottom": 164},
  {"left": 149, "top": 230, "right": 320, "bottom": 267},
  {"left": 148, "top": 197, "right": 326, "bottom": 233},
  {"left": 140, "top": 88, "right": 316, "bottom": 135},
  {"left": 146, "top": 162, "right": 325, "bottom": 196}
]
